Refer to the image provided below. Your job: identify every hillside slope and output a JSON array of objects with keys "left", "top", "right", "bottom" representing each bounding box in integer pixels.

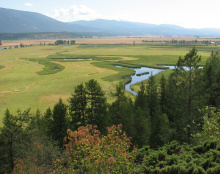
[
  {"left": 0, "top": 7, "right": 93, "bottom": 33},
  {"left": 1, "top": 7, "right": 220, "bottom": 36}
]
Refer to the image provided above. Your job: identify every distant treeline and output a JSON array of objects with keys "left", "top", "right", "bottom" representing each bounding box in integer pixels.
[
  {"left": 54, "top": 40, "right": 75, "bottom": 45},
  {"left": 0, "top": 32, "right": 113, "bottom": 40},
  {"left": 142, "top": 39, "right": 220, "bottom": 45}
]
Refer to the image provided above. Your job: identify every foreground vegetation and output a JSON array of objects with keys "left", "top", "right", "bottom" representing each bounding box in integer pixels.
[{"left": 1, "top": 47, "right": 220, "bottom": 173}]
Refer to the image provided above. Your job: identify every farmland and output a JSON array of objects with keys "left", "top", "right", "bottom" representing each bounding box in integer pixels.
[{"left": 0, "top": 37, "right": 219, "bottom": 124}]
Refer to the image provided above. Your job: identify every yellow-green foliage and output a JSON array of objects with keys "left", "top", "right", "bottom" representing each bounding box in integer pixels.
[{"left": 193, "top": 107, "right": 220, "bottom": 141}]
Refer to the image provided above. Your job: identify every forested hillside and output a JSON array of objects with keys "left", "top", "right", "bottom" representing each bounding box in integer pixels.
[{"left": 1, "top": 47, "right": 220, "bottom": 173}]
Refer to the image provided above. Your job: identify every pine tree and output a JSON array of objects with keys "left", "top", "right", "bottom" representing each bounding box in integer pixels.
[
  {"left": 85, "top": 79, "right": 107, "bottom": 133},
  {"left": 203, "top": 51, "right": 220, "bottom": 107},
  {"left": 159, "top": 74, "right": 167, "bottom": 113},
  {"left": 51, "top": 98, "right": 67, "bottom": 147},
  {"left": 135, "top": 82, "right": 149, "bottom": 113},
  {"left": 176, "top": 47, "right": 202, "bottom": 117},
  {"left": 133, "top": 107, "right": 151, "bottom": 147},
  {"left": 146, "top": 75, "right": 163, "bottom": 147},
  {"left": 108, "top": 83, "right": 136, "bottom": 139},
  {"left": 146, "top": 74, "right": 160, "bottom": 118},
  {"left": 175, "top": 47, "right": 203, "bottom": 140},
  {"left": 41, "top": 107, "right": 53, "bottom": 137},
  {"left": 69, "top": 83, "right": 87, "bottom": 129},
  {"left": 0, "top": 109, "right": 31, "bottom": 173},
  {"left": 110, "top": 83, "right": 128, "bottom": 124}
]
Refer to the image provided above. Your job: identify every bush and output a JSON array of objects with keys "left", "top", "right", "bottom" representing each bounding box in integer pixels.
[{"left": 53, "top": 124, "right": 137, "bottom": 173}]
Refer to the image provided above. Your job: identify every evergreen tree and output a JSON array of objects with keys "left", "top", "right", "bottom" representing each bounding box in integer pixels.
[
  {"left": 108, "top": 83, "right": 136, "bottom": 139},
  {"left": 85, "top": 79, "right": 107, "bottom": 133},
  {"left": 69, "top": 83, "right": 87, "bottom": 129},
  {"left": 41, "top": 107, "right": 53, "bottom": 137},
  {"left": 133, "top": 107, "right": 151, "bottom": 148},
  {"left": 133, "top": 83, "right": 151, "bottom": 147},
  {"left": 165, "top": 73, "right": 178, "bottom": 122},
  {"left": 119, "top": 98, "right": 135, "bottom": 139},
  {"left": 175, "top": 47, "right": 203, "bottom": 140},
  {"left": 110, "top": 83, "right": 128, "bottom": 124},
  {"left": 0, "top": 109, "right": 31, "bottom": 173},
  {"left": 146, "top": 74, "right": 160, "bottom": 118},
  {"left": 165, "top": 73, "right": 188, "bottom": 142},
  {"left": 146, "top": 75, "right": 163, "bottom": 147},
  {"left": 51, "top": 98, "right": 67, "bottom": 147},
  {"left": 159, "top": 74, "right": 167, "bottom": 113},
  {"left": 135, "top": 82, "right": 148, "bottom": 113},
  {"left": 203, "top": 51, "right": 220, "bottom": 107}
]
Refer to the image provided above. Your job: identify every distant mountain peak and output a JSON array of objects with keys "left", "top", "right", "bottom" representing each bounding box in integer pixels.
[{"left": 0, "top": 7, "right": 220, "bottom": 36}]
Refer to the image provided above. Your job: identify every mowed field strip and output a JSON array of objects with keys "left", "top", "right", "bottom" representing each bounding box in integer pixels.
[{"left": 0, "top": 37, "right": 217, "bottom": 124}]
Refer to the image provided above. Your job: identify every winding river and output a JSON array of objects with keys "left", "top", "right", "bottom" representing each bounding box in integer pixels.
[
  {"left": 118, "top": 65, "right": 203, "bottom": 95},
  {"left": 117, "top": 65, "right": 176, "bottom": 96}
]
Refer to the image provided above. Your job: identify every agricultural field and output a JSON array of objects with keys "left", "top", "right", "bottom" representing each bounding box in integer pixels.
[{"left": 0, "top": 37, "right": 219, "bottom": 125}]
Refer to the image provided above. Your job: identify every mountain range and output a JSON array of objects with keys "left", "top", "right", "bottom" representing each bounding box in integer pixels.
[{"left": 1, "top": 7, "right": 220, "bottom": 36}]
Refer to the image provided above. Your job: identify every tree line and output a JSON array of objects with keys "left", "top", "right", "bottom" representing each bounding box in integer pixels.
[
  {"left": 54, "top": 40, "right": 75, "bottom": 45},
  {"left": 0, "top": 32, "right": 109, "bottom": 40},
  {"left": 1, "top": 47, "right": 220, "bottom": 173}
]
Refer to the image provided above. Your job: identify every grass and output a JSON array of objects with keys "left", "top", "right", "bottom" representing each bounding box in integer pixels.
[
  {"left": 0, "top": 42, "right": 215, "bottom": 125},
  {"left": 25, "top": 58, "right": 65, "bottom": 75},
  {"left": 0, "top": 65, "right": 5, "bottom": 69}
]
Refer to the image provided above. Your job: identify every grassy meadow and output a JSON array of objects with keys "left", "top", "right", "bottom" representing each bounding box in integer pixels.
[{"left": 0, "top": 38, "right": 218, "bottom": 125}]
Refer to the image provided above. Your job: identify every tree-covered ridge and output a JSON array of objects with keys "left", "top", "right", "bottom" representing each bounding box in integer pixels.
[{"left": 0, "top": 47, "right": 220, "bottom": 173}]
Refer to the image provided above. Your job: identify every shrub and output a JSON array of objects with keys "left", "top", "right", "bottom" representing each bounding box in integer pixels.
[{"left": 53, "top": 124, "right": 137, "bottom": 173}]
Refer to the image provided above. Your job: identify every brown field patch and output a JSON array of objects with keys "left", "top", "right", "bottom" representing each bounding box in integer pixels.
[
  {"left": 120, "top": 56, "right": 138, "bottom": 60},
  {"left": 1, "top": 40, "right": 54, "bottom": 47},
  {"left": 0, "top": 65, "right": 11, "bottom": 71},
  {"left": 0, "top": 91, "right": 13, "bottom": 94},
  {"left": 97, "top": 56, "right": 138, "bottom": 61},
  {"left": 73, "top": 62, "right": 105, "bottom": 73},
  {"left": 0, "top": 91, "right": 13, "bottom": 103},
  {"left": 2, "top": 36, "right": 220, "bottom": 47},
  {"left": 39, "top": 94, "right": 69, "bottom": 105},
  {"left": 74, "top": 36, "right": 220, "bottom": 44}
]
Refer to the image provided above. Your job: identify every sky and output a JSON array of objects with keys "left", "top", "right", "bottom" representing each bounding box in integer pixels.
[{"left": 1, "top": 0, "right": 220, "bottom": 29}]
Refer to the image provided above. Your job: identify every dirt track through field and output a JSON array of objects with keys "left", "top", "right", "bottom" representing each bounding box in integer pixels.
[{"left": 2, "top": 36, "right": 220, "bottom": 47}]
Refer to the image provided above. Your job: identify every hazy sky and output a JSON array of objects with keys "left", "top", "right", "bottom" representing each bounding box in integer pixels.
[{"left": 1, "top": 0, "right": 220, "bottom": 29}]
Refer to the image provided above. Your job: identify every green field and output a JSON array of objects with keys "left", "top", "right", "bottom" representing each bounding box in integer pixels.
[{"left": 0, "top": 43, "right": 215, "bottom": 125}]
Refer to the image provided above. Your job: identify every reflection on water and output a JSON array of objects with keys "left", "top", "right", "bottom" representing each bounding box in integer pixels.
[
  {"left": 125, "top": 67, "right": 165, "bottom": 96},
  {"left": 117, "top": 65, "right": 202, "bottom": 96},
  {"left": 0, "top": 46, "right": 21, "bottom": 50}
]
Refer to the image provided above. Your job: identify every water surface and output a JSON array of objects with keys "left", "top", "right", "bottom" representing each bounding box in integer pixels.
[{"left": 118, "top": 65, "right": 202, "bottom": 95}]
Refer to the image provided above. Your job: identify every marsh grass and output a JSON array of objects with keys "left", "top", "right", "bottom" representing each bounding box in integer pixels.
[
  {"left": 24, "top": 58, "right": 65, "bottom": 75},
  {"left": 0, "top": 65, "right": 5, "bottom": 69},
  {"left": 0, "top": 43, "right": 213, "bottom": 125}
]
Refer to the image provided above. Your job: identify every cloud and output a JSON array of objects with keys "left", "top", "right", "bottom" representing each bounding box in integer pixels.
[
  {"left": 48, "top": 5, "right": 101, "bottom": 22},
  {"left": 24, "top": 3, "right": 33, "bottom": 7}
]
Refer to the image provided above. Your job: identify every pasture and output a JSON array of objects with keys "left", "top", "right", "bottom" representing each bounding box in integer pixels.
[{"left": 0, "top": 37, "right": 218, "bottom": 125}]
